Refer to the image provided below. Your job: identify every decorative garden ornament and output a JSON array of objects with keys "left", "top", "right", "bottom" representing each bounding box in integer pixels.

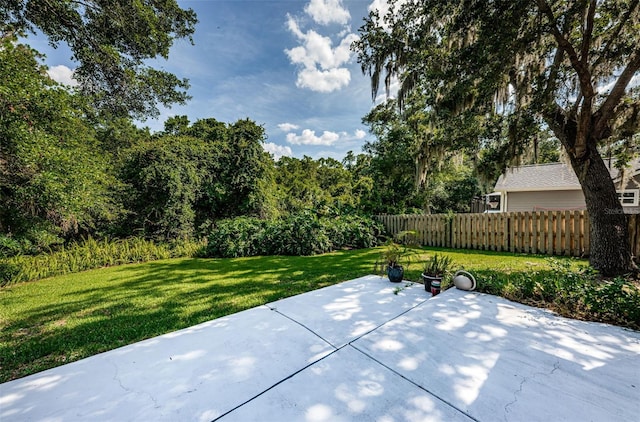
[{"left": 453, "top": 270, "right": 476, "bottom": 291}]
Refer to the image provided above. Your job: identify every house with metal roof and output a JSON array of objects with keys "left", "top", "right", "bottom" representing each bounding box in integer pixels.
[{"left": 491, "top": 161, "right": 640, "bottom": 213}]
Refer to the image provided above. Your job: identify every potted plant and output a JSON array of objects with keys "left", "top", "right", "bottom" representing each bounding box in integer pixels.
[
  {"left": 421, "top": 254, "right": 453, "bottom": 295},
  {"left": 376, "top": 241, "right": 412, "bottom": 283}
]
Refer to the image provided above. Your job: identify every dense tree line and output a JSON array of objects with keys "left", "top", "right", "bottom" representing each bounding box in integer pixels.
[
  {"left": 1, "top": 1, "right": 571, "bottom": 258},
  {"left": 1, "top": 34, "right": 494, "bottom": 256}
]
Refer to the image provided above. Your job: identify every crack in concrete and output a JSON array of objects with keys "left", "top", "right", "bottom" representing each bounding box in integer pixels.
[
  {"left": 504, "top": 360, "right": 561, "bottom": 420},
  {"left": 109, "top": 359, "right": 160, "bottom": 409}
]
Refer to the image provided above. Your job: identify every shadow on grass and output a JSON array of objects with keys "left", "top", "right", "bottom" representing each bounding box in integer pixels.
[{"left": 0, "top": 249, "right": 381, "bottom": 382}]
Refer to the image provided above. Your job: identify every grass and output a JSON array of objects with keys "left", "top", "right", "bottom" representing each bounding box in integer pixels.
[
  {"left": 0, "top": 247, "right": 590, "bottom": 383},
  {"left": 0, "top": 249, "right": 379, "bottom": 382}
]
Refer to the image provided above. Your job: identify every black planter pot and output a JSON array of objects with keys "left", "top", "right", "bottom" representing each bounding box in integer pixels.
[
  {"left": 387, "top": 265, "right": 404, "bottom": 283},
  {"left": 421, "top": 273, "right": 442, "bottom": 292}
]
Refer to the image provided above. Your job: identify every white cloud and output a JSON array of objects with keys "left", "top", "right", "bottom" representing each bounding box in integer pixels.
[
  {"left": 305, "top": 0, "right": 351, "bottom": 25},
  {"left": 368, "top": 0, "right": 409, "bottom": 30},
  {"left": 285, "top": 14, "right": 359, "bottom": 93},
  {"left": 337, "top": 129, "right": 368, "bottom": 140},
  {"left": 47, "top": 65, "right": 78, "bottom": 87},
  {"left": 368, "top": 0, "right": 392, "bottom": 15},
  {"left": 278, "top": 122, "right": 299, "bottom": 131},
  {"left": 286, "top": 129, "right": 340, "bottom": 145},
  {"left": 263, "top": 142, "right": 293, "bottom": 160},
  {"left": 286, "top": 19, "right": 358, "bottom": 70},
  {"left": 296, "top": 67, "right": 351, "bottom": 92}
]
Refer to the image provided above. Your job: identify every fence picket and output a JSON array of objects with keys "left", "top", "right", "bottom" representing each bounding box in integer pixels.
[{"left": 373, "top": 210, "right": 640, "bottom": 259}]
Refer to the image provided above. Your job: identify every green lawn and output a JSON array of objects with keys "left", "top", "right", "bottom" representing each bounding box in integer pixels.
[{"left": 0, "top": 247, "right": 582, "bottom": 383}]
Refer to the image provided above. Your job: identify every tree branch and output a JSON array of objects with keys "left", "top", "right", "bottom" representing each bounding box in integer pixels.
[
  {"left": 580, "top": 0, "right": 596, "bottom": 67},
  {"left": 592, "top": 0, "right": 640, "bottom": 71},
  {"left": 545, "top": 103, "right": 576, "bottom": 151},
  {"left": 594, "top": 49, "right": 640, "bottom": 140},
  {"left": 536, "top": 0, "right": 594, "bottom": 99}
]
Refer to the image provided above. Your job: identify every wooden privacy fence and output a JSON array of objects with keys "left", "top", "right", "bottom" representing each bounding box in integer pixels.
[{"left": 375, "top": 211, "right": 640, "bottom": 258}]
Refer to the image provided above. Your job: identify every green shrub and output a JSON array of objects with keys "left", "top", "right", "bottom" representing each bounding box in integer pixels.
[
  {"left": 0, "top": 235, "right": 22, "bottom": 258},
  {"left": 204, "top": 213, "right": 382, "bottom": 258},
  {"left": 584, "top": 277, "right": 640, "bottom": 328},
  {"left": 269, "top": 213, "right": 332, "bottom": 256},
  {"left": 473, "top": 257, "right": 639, "bottom": 329},
  {"left": 0, "top": 262, "right": 19, "bottom": 287},
  {"left": 326, "top": 214, "right": 382, "bottom": 249},
  {"left": 205, "top": 217, "right": 268, "bottom": 258}
]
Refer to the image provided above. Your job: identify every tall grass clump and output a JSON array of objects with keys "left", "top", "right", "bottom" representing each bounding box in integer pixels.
[
  {"left": 204, "top": 213, "right": 383, "bottom": 258},
  {"left": 0, "top": 237, "right": 205, "bottom": 286}
]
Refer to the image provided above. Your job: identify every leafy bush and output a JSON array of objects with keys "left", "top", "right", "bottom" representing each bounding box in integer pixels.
[
  {"left": 326, "top": 214, "right": 382, "bottom": 250},
  {"left": 0, "top": 235, "right": 22, "bottom": 258},
  {"left": 205, "top": 217, "right": 268, "bottom": 258},
  {"left": 0, "top": 237, "right": 205, "bottom": 286},
  {"left": 0, "top": 262, "right": 19, "bottom": 287},
  {"left": 204, "top": 213, "right": 383, "bottom": 258},
  {"left": 269, "top": 212, "right": 332, "bottom": 256},
  {"left": 584, "top": 276, "right": 640, "bottom": 328},
  {"left": 473, "top": 258, "right": 640, "bottom": 330}
]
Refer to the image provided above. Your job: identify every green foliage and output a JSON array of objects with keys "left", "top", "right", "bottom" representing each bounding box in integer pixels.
[
  {"left": 324, "top": 214, "right": 382, "bottom": 250},
  {"left": 375, "top": 241, "right": 413, "bottom": 274},
  {"left": 0, "top": 261, "right": 19, "bottom": 287},
  {"left": 472, "top": 258, "right": 640, "bottom": 329},
  {"left": 0, "top": 237, "right": 204, "bottom": 286},
  {"left": 2, "top": 1, "right": 198, "bottom": 118},
  {"left": 360, "top": 100, "right": 482, "bottom": 213},
  {"left": 1, "top": 38, "right": 123, "bottom": 247},
  {"left": 119, "top": 118, "right": 273, "bottom": 240},
  {"left": 203, "top": 217, "right": 268, "bottom": 258},
  {"left": 360, "top": 101, "right": 418, "bottom": 213},
  {"left": 274, "top": 156, "right": 362, "bottom": 214},
  {"left": 422, "top": 254, "right": 454, "bottom": 277},
  {"left": 0, "top": 235, "right": 22, "bottom": 258},
  {"left": 204, "top": 214, "right": 382, "bottom": 258},
  {"left": 120, "top": 136, "right": 204, "bottom": 240},
  {"left": 428, "top": 164, "right": 482, "bottom": 214},
  {"left": 268, "top": 212, "right": 333, "bottom": 256},
  {"left": 586, "top": 277, "right": 640, "bottom": 328}
]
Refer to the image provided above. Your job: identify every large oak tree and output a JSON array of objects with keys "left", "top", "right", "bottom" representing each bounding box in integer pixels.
[
  {"left": 355, "top": 0, "right": 640, "bottom": 275},
  {"left": 1, "top": 0, "right": 197, "bottom": 118}
]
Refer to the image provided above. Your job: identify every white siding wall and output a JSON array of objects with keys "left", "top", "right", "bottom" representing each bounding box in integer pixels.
[{"left": 506, "top": 190, "right": 586, "bottom": 212}]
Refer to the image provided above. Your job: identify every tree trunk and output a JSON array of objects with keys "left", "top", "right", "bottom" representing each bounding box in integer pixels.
[{"left": 568, "top": 148, "right": 632, "bottom": 276}]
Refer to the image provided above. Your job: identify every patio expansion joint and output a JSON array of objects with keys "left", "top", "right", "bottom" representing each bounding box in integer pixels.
[
  {"left": 269, "top": 306, "right": 338, "bottom": 349},
  {"left": 213, "top": 288, "right": 433, "bottom": 422},
  {"left": 269, "top": 290, "right": 430, "bottom": 351},
  {"left": 209, "top": 346, "right": 341, "bottom": 422},
  {"left": 348, "top": 343, "right": 481, "bottom": 422}
]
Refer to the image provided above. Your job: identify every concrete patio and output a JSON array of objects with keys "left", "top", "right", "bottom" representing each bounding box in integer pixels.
[{"left": 1, "top": 275, "right": 639, "bottom": 421}]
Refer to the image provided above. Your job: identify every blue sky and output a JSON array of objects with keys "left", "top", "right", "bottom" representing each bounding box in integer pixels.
[{"left": 29, "top": 0, "right": 394, "bottom": 161}]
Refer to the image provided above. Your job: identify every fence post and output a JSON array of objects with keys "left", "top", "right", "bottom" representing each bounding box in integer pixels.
[
  {"left": 553, "top": 212, "right": 560, "bottom": 255},
  {"left": 531, "top": 212, "right": 538, "bottom": 254},
  {"left": 573, "top": 210, "right": 580, "bottom": 256},
  {"left": 584, "top": 211, "right": 590, "bottom": 256},
  {"left": 546, "top": 211, "right": 553, "bottom": 255}
]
